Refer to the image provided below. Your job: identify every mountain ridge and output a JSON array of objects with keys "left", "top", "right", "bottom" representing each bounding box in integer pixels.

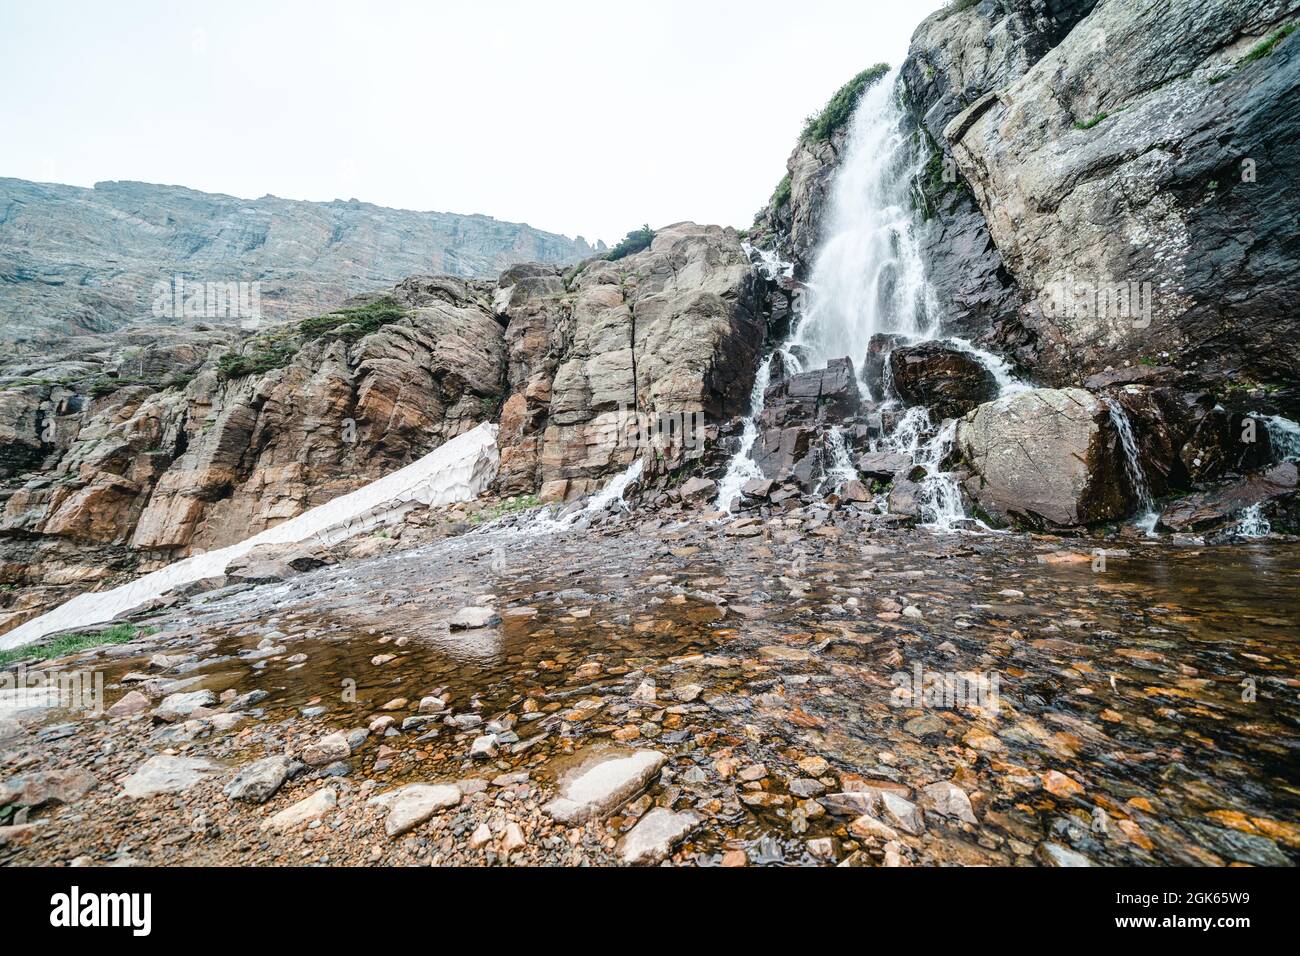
[{"left": 0, "top": 176, "right": 600, "bottom": 344}]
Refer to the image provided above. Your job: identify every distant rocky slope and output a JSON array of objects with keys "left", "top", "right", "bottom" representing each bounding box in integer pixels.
[
  {"left": 0, "top": 223, "right": 770, "bottom": 632},
  {"left": 0, "top": 178, "right": 598, "bottom": 343}
]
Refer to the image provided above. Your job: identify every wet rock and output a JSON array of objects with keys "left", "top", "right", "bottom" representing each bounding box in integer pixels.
[
  {"left": 151, "top": 690, "right": 216, "bottom": 723},
  {"left": 920, "top": 782, "right": 977, "bottom": 825},
  {"left": 856, "top": 451, "right": 911, "bottom": 482},
  {"left": 450, "top": 607, "right": 500, "bottom": 630},
  {"left": 1160, "top": 462, "right": 1299, "bottom": 534},
  {"left": 380, "top": 784, "right": 462, "bottom": 837},
  {"left": 106, "top": 691, "right": 151, "bottom": 718},
  {"left": 122, "top": 755, "right": 220, "bottom": 798},
  {"left": 679, "top": 477, "right": 718, "bottom": 504},
  {"left": 542, "top": 748, "right": 667, "bottom": 824},
  {"left": 1179, "top": 406, "right": 1273, "bottom": 484},
  {"left": 617, "top": 808, "right": 702, "bottom": 865},
  {"left": 0, "top": 768, "right": 98, "bottom": 810},
  {"left": 302, "top": 732, "right": 351, "bottom": 767},
  {"left": 863, "top": 333, "right": 909, "bottom": 401},
  {"left": 1036, "top": 842, "right": 1093, "bottom": 867},
  {"left": 226, "top": 689, "right": 269, "bottom": 712},
  {"left": 822, "top": 791, "right": 882, "bottom": 817},
  {"left": 223, "top": 756, "right": 292, "bottom": 804},
  {"left": 958, "top": 388, "right": 1130, "bottom": 528},
  {"left": 878, "top": 792, "right": 926, "bottom": 835},
  {"left": 849, "top": 814, "right": 899, "bottom": 843},
  {"left": 261, "top": 788, "right": 337, "bottom": 833},
  {"left": 741, "top": 478, "right": 774, "bottom": 500},
  {"left": 470, "top": 734, "right": 498, "bottom": 760},
  {"left": 888, "top": 342, "right": 998, "bottom": 419},
  {"left": 763, "top": 357, "right": 861, "bottom": 424}
]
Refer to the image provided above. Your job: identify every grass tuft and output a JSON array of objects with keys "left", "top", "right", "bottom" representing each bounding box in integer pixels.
[{"left": 0, "top": 623, "right": 157, "bottom": 668}]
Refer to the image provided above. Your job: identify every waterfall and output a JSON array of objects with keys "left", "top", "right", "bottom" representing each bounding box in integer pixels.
[
  {"left": 716, "top": 242, "right": 801, "bottom": 513},
  {"left": 525, "top": 458, "right": 646, "bottom": 534},
  {"left": 790, "top": 67, "right": 937, "bottom": 373},
  {"left": 716, "top": 358, "right": 775, "bottom": 512},
  {"left": 717, "top": 69, "right": 1025, "bottom": 527},
  {"left": 815, "top": 426, "right": 859, "bottom": 494},
  {"left": 1236, "top": 503, "right": 1272, "bottom": 539},
  {"left": 1104, "top": 398, "right": 1159, "bottom": 535},
  {"left": 881, "top": 407, "right": 974, "bottom": 531},
  {"left": 1261, "top": 414, "right": 1300, "bottom": 461}
]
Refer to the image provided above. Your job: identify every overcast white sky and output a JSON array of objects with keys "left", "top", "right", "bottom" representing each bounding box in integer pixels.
[{"left": 0, "top": 0, "right": 947, "bottom": 244}]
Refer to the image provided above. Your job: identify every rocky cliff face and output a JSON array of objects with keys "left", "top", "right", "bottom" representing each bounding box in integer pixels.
[
  {"left": 0, "top": 223, "right": 766, "bottom": 632},
  {"left": 495, "top": 223, "right": 765, "bottom": 501},
  {"left": 922, "top": 0, "right": 1300, "bottom": 416},
  {"left": 0, "top": 178, "right": 597, "bottom": 344}
]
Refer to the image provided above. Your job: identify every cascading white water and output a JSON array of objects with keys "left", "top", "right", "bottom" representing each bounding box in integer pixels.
[
  {"left": 1236, "top": 503, "right": 1272, "bottom": 539},
  {"left": 715, "top": 243, "right": 803, "bottom": 512},
  {"left": 790, "top": 68, "right": 937, "bottom": 372},
  {"left": 716, "top": 358, "right": 775, "bottom": 512},
  {"left": 880, "top": 406, "right": 974, "bottom": 531},
  {"left": 717, "top": 69, "right": 1028, "bottom": 528},
  {"left": 1104, "top": 398, "right": 1160, "bottom": 535},
  {"left": 1261, "top": 414, "right": 1300, "bottom": 461},
  {"left": 947, "top": 337, "right": 1031, "bottom": 398},
  {"left": 524, "top": 458, "right": 646, "bottom": 535},
  {"left": 815, "top": 426, "right": 858, "bottom": 494}
]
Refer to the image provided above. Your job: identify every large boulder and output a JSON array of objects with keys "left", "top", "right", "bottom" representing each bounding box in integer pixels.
[
  {"left": 957, "top": 388, "right": 1131, "bottom": 528},
  {"left": 887, "top": 342, "right": 999, "bottom": 419},
  {"left": 761, "top": 357, "right": 861, "bottom": 425}
]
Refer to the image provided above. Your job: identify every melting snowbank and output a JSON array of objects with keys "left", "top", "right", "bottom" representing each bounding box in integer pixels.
[{"left": 1, "top": 423, "right": 501, "bottom": 650}]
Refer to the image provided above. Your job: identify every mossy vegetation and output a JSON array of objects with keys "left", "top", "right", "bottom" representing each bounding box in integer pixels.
[
  {"left": 0, "top": 623, "right": 157, "bottom": 668},
  {"left": 801, "top": 64, "right": 890, "bottom": 144},
  {"left": 297, "top": 297, "right": 409, "bottom": 343},
  {"left": 1243, "top": 22, "right": 1295, "bottom": 63},
  {"left": 771, "top": 173, "right": 793, "bottom": 211},
  {"left": 217, "top": 297, "right": 410, "bottom": 382},
  {"left": 1074, "top": 112, "right": 1110, "bottom": 130},
  {"left": 470, "top": 494, "right": 542, "bottom": 525},
  {"left": 604, "top": 226, "right": 656, "bottom": 262}
]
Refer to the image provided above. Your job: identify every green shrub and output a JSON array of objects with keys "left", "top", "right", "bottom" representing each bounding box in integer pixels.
[
  {"left": 604, "top": 226, "right": 656, "bottom": 262},
  {"left": 297, "top": 297, "right": 409, "bottom": 342},
  {"left": 0, "top": 623, "right": 156, "bottom": 668},
  {"left": 216, "top": 340, "right": 297, "bottom": 382},
  {"left": 801, "top": 63, "right": 890, "bottom": 144},
  {"left": 1243, "top": 22, "right": 1295, "bottom": 63},
  {"left": 771, "top": 173, "right": 793, "bottom": 210}
]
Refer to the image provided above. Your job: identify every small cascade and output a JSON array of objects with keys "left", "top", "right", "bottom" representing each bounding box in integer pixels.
[
  {"left": 526, "top": 458, "right": 646, "bottom": 534},
  {"left": 815, "top": 425, "right": 858, "bottom": 494},
  {"left": 1262, "top": 414, "right": 1300, "bottom": 461},
  {"left": 880, "top": 407, "right": 973, "bottom": 532},
  {"left": 716, "top": 244, "right": 800, "bottom": 513},
  {"left": 947, "top": 337, "right": 1031, "bottom": 398},
  {"left": 1235, "top": 503, "right": 1272, "bottom": 539},
  {"left": 1104, "top": 398, "right": 1159, "bottom": 535}
]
